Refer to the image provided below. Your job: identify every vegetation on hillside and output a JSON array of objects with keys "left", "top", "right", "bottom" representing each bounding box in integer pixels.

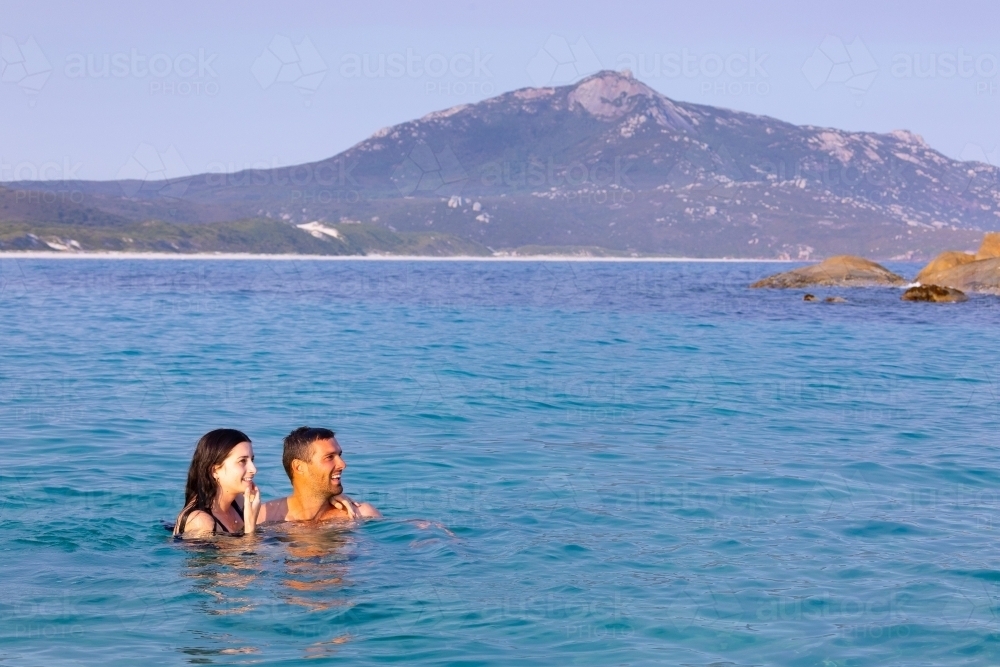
[{"left": 0, "top": 218, "right": 491, "bottom": 256}]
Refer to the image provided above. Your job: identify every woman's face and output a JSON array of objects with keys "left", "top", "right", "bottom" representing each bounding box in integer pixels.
[{"left": 213, "top": 441, "right": 256, "bottom": 496}]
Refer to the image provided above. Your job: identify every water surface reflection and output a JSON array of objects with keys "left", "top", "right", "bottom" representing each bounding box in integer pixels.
[{"left": 177, "top": 522, "right": 357, "bottom": 661}]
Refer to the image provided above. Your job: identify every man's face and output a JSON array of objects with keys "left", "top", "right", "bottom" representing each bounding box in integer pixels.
[{"left": 298, "top": 437, "right": 345, "bottom": 496}]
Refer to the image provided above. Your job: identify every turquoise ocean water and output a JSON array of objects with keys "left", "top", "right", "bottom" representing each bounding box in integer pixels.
[{"left": 2, "top": 258, "right": 1000, "bottom": 665}]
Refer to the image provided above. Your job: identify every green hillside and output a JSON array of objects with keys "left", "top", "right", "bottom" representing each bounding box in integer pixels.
[{"left": 0, "top": 218, "right": 491, "bottom": 256}]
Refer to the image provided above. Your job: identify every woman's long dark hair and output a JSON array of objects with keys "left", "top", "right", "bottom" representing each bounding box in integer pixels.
[{"left": 181, "top": 428, "right": 251, "bottom": 514}]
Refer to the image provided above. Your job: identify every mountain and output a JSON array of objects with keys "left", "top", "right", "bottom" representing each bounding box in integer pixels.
[{"left": 7, "top": 70, "right": 1000, "bottom": 258}]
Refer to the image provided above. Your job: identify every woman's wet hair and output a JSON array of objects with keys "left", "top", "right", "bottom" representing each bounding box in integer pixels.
[
  {"left": 182, "top": 428, "right": 251, "bottom": 513},
  {"left": 282, "top": 426, "right": 335, "bottom": 480}
]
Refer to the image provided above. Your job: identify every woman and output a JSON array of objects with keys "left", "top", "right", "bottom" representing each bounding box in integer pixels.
[{"left": 174, "top": 428, "right": 262, "bottom": 538}]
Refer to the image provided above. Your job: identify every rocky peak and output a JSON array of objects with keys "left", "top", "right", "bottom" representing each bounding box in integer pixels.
[
  {"left": 567, "top": 69, "right": 693, "bottom": 131},
  {"left": 888, "top": 129, "right": 928, "bottom": 148},
  {"left": 567, "top": 70, "right": 659, "bottom": 118}
]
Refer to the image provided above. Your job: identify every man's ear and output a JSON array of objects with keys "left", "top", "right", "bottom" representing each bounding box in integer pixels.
[{"left": 292, "top": 459, "right": 306, "bottom": 477}]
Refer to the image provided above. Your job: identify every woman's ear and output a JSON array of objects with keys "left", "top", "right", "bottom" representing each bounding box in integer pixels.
[{"left": 212, "top": 464, "right": 221, "bottom": 480}]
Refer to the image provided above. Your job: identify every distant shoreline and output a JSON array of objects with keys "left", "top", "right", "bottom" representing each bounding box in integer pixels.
[{"left": 0, "top": 251, "right": 803, "bottom": 262}]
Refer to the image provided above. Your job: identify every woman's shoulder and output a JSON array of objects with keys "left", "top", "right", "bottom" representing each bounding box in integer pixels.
[{"left": 176, "top": 508, "right": 216, "bottom": 537}]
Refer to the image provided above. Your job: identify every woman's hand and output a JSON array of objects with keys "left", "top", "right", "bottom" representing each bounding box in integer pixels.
[{"left": 244, "top": 481, "right": 262, "bottom": 534}]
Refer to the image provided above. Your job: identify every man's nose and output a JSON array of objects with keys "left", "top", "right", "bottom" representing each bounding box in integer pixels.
[{"left": 335, "top": 456, "right": 346, "bottom": 470}]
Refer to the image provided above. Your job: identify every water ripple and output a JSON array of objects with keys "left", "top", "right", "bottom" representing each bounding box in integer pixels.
[{"left": 2, "top": 259, "right": 1000, "bottom": 665}]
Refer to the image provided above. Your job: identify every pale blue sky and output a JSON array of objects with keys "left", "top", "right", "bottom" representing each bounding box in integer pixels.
[{"left": 2, "top": 0, "right": 999, "bottom": 181}]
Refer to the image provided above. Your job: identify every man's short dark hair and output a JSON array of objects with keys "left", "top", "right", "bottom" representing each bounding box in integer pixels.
[{"left": 282, "top": 426, "right": 335, "bottom": 481}]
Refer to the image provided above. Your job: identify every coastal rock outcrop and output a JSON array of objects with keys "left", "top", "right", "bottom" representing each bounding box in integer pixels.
[
  {"left": 914, "top": 234, "right": 1000, "bottom": 294},
  {"left": 914, "top": 250, "right": 977, "bottom": 284},
  {"left": 750, "top": 255, "right": 907, "bottom": 288},
  {"left": 802, "top": 294, "right": 847, "bottom": 302},
  {"left": 913, "top": 257, "right": 1000, "bottom": 295},
  {"left": 974, "top": 232, "right": 1000, "bottom": 260},
  {"left": 901, "top": 285, "right": 969, "bottom": 303}
]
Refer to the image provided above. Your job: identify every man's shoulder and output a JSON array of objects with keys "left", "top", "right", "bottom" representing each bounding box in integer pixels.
[
  {"left": 330, "top": 495, "right": 382, "bottom": 519},
  {"left": 356, "top": 501, "right": 382, "bottom": 518}
]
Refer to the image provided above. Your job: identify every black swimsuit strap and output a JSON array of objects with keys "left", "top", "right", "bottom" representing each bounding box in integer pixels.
[
  {"left": 177, "top": 500, "right": 242, "bottom": 536},
  {"left": 176, "top": 504, "right": 198, "bottom": 535},
  {"left": 209, "top": 514, "right": 229, "bottom": 533},
  {"left": 209, "top": 500, "right": 244, "bottom": 535}
]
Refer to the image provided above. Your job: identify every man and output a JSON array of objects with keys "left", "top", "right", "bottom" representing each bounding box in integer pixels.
[{"left": 261, "top": 426, "right": 381, "bottom": 522}]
